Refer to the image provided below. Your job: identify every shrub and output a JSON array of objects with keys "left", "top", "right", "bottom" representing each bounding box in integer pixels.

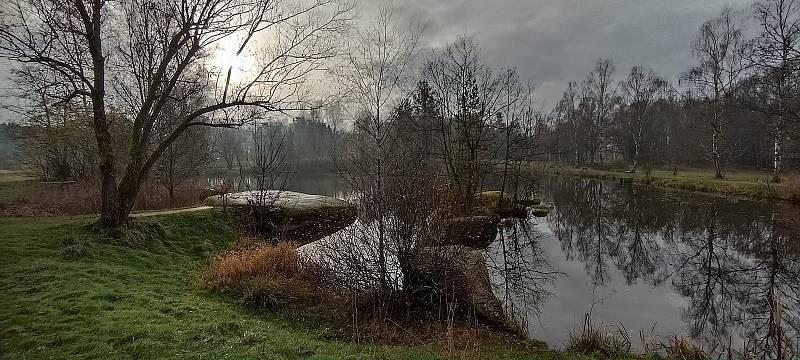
[
  {"left": 26, "top": 181, "right": 101, "bottom": 215},
  {"left": 135, "top": 180, "right": 205, "bottom": 210},
  {"left": 196, "top": 241, "right": 326, "bottom": 308}
]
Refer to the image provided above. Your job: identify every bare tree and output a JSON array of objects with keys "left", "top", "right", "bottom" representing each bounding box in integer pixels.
[
  {"left": 153, "top": 126, "right": 212, "bottom": 208},
  {"left": 682, "top": 8, "right": 750, "bottom": 179},
  {"left": 619, "top": 66, "right": 667, "bottom": 172},
  {"left": 19, "top": 102, "right": 98, "bottom": 181},
  {"left": 555, "top": 81, "right": 582, "bottom": 166},
  {"left": 333, "top": 3, "right": 422, "bottom": 291},
  {"left": 584, "top": 59, "right": 619, "bottom": 165},
  {"left": 0, "top": 0, "right": 352, "bottom": 228},
  {"left": 246, "top": 121, "right": 288, "bottom": 196},
  {"left": 423, "top": 37, "right": 506, "bottom": 206},
  {"left": 215, "top": 128, "right": 245, "bottom": 171},
  {"left": 496, "top": 68, "right": 538, "bottom": 205},
  {"left": 325, "top": 99, "right": 344, "bottom": 133},
  {"left": 749, "top": 0, "right": 800, "bottom": 182}
]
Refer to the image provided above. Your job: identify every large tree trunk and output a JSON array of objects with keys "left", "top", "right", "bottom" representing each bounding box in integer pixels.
[
  {"left": 96, "top": 121, "right": 121, "bottom": 227},
  {"left": 90, "top": 42, "right": 122, "bottom": 227},
  {"left": 97, "top": 171, "right": 144, "bottom": 231},
  {"left": 113, "top": 171, "right": 144, "bottom": 225},
  {"left": 85, "top": 1, "right": 125, "bottom": 228}
]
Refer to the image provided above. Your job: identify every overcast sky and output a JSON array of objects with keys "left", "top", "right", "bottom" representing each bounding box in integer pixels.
[
  {"left": 385, "top": 0, "right": 754, "bottom": 109},
  {"left": 0, "top": 0, "right": 756, "bottom": 123}
]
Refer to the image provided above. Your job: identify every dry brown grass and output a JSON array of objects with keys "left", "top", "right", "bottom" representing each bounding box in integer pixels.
[
  {"left": 195, "top": 237, "right": 530, "bottom": 347},
  {"left": 785, "top": 173, "right": 800, "bottom": 203},
  {"left": 0, "top": 179, "right": 205, "bottom": 217},
  {"left": 195, "top": 240, "right": 327, "bottom": 308},
  {"left": 134, "top": 181, "right": 205, "bottom": 210},
  {"left": 663, "top": 336, "right": 706, "bottom": 360},
  {"left": 200, "top": 241, "right": 302, "bottom": 288},
  {"left": 566, "top": 315, "right": 631, "bottom": 358}
]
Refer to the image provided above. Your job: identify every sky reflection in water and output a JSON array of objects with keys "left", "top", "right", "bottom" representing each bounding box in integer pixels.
[{"left": 491, "top": 176, "right": 800, "bottom": 357}]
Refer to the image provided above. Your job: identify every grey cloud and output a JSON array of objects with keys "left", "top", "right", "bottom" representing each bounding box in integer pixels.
[
  {"left": 381, "top": 0, "right": 753, "bottom": 108},
  {"left": 0, "top": 0, "right": 756, "bottom": 123}
]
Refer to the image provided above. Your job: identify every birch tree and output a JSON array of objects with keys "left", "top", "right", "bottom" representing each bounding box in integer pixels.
[
  {"left": 584, "top": 59, "right": 619, "bottom": 165},
  {"left": 682, "top": 8, "right": 749, "bottom": 179},
  {"left": 750, "top": 0, "right": 800, "bottom": 182},
  {"left": 620, "top": 66, "right": 666, "bottom": 172}
]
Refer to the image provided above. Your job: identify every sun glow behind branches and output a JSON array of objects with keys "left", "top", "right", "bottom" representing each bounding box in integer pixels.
[{"left": 212, "top": 36, "right": 255, "bottom": 85}]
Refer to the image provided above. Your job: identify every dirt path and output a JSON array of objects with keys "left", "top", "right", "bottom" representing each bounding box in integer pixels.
[{"left": 130, "top": 206, "right": 214, "bottom": 217}]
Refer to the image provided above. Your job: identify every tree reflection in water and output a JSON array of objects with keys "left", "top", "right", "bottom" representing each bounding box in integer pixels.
[
  {"left": 518, "top": 176, "right": 800, "bottom": 358},
  {"left": 484, "top": 214, "right": 558, "bottom": 329}
]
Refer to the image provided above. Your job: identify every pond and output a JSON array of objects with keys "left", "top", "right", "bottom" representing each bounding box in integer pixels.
[
  {"left": 499, "top": 175, "right": 800, "bottom": 356},
  {"left": 208, "top": 172, "right": 800, "bottom": 356}
]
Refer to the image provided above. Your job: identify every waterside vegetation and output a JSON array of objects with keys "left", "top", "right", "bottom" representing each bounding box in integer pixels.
[
  {"left": 0, "top": 209, "right": 705, "bottom": 360},
  {"left": 536, "top": 162, "right": 800, "bottom": 202}
]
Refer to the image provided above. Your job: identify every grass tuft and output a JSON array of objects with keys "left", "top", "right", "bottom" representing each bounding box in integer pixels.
[
  {"left": 663, "top": 336, "right": 706, "bottom": 360},
  {"left": 88, "top": 218, "right": 173, "bottom": 249},
  {"left": 59, "top": 236, "right": 90, "bottom": 259},
  {"left": 239, "top": 330, "right": 260, "bottom": 346},
  {"left": 566, "top": 315, "right": 632, "bottom": 358},
  {"left": 195, "top": 240, "right": 326, "bottom": 308}
]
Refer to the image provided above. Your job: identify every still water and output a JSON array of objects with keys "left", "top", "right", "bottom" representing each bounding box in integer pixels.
[
  {"left": 498, "top": 176, "right": 800, "bottom": 356},
  {"left": 210, "top": 172, "right": 800, "bottom": 355}
]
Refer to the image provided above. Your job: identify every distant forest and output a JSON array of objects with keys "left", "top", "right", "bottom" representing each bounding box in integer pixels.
[{"left": 538, "top": 6, "right": 800, "bottom": 181}]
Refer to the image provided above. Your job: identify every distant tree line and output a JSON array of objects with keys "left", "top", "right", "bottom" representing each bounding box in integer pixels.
[
  {"left": 213, "top": 110, "right": 346, "bottom": 175},
  {"left": 542, "top": 1, "right": 800, "bottom": 182}
]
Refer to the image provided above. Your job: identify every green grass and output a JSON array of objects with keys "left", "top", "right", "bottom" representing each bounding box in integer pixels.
[
  {"left": 535, "top": 163, "right": 796, "bottom": 201},
  {"left": 0, "top": 170, "right": 35, "bottom": 204},
  {"left": 1, "top": 210, "right": 621, "bottom": 360},
  {"left": 0, "top": 170, "right": 35, "bottom": 183}
]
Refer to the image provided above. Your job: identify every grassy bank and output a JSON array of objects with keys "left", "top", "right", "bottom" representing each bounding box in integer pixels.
[
  {"left": 535, "top": 163, "right": 799, "bottom": 201},
  {"left": 0, "top": 210, "right": 594, "bottom": 359},
  {"left": 0, "top": 170, "right": 35, "bottom": 204}
]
